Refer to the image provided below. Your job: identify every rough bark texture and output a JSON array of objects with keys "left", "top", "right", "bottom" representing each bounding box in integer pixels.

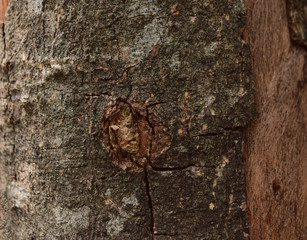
[
  {"left": 0, "top": 0, "right": 255, "bottom": 239},
  {"left": 244, "top": 0, "right": 307, "bottom": 239}
]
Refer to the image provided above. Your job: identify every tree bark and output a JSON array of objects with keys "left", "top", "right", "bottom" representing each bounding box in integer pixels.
[
  {"left": 1, "top": 0, "right": 256, "bottom": 239},
  {"left": 0, "top": 0, "right": 9, "bottom": 23},
  {"left": 244, "top": 0, "right": 307, "bottom": 239}
]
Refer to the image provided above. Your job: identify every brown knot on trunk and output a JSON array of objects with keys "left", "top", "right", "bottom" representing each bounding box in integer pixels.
[{"left": 101, "top": 99, "right": 171, "bottom": 170}]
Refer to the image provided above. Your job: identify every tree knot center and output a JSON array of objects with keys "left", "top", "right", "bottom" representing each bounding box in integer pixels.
[{"left": 101, "top": 100, "right": 170, "bottom": 170}]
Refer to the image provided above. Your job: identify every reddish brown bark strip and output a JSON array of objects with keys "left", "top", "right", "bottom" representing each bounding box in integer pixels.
[
  {"left": 244, "top": 0, "right": 307, "bottom": 239},
  {"left": 0, "top": 0, "right": 9, "bottom": 23}
]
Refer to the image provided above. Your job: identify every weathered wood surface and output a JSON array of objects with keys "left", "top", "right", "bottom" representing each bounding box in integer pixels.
[
  {"left": 0, "top": 0, "right": 255, "bottom": 239},
  {"left": 245, "top": 0, "right": 307, "bottom": 239}
]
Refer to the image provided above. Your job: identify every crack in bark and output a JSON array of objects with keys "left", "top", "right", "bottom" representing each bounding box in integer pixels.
[
  {"left": 2, "top": 24, "right": 5, "bottom": 60},
  {"left": 193, "top": 126, "right": 244, "bottom": 138},
  {"left": 146, "top": 102, "right": 167, "bottom": 108},
  {"left": 192, "top": 132, "right": 224, "bottom": 138},
  {"left": 144, "top": 167, "right": 155, "bottom": 240},
  {"left": 84, "top": 92, "right": 112, "bottom": 97}
]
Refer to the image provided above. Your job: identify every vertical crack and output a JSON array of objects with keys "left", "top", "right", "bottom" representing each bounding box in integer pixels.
[
  {"left": 144, "top": 167, "right": 155, "bottom": 240},
  {"left": 2, "top": 24, "right": 6, "bottom": 60}
]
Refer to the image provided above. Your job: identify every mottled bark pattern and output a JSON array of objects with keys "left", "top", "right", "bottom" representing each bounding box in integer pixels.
[{"left": 0, "top": 0, "right": 255, "bottom": 239}]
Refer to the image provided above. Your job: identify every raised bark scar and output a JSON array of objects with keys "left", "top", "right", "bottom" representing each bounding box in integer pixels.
[{"left": 101, "top": 100, "right": 170, "bottom": 170}]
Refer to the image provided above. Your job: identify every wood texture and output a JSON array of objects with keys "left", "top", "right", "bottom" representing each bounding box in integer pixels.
[
  {"left": 244, "top": 0, "right": 307, "bottom": 239},
  {"left": 0, "top": 0, "right": 9, "bottom": 23}
]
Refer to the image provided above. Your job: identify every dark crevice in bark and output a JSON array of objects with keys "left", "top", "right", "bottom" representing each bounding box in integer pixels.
[
  {"left": 144, "top": 167, "right": 155, "bottom": 240},
  {"left": 2, "top": 24, "right": 5, "bottom": 60},
  {"left": 193, "top": 126, "right": 244, "bottom": 138},
  {"left": 146, "top": 102, "right": 168, "bottom": 108},
  {"left": 84, "top": 92, "right": 112, "bottom": 97},
  {"left": 192, "top": 132, "right": 224, "bottom": 138},
  {"left": 41, "top": 14, "right": 46, "bottom": 54}
]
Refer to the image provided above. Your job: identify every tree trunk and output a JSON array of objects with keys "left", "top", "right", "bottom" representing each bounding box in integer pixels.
[
  {"left": 0, "top": 0, "right": 256, "bottom": 239},
  {"left": 244, "top": 0, "right": 307, "bottom": 239}
]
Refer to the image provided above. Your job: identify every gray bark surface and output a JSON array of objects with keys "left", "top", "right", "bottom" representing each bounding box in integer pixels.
[{"left": 0, "top": 0, "right": 255, "bottom": 239}]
